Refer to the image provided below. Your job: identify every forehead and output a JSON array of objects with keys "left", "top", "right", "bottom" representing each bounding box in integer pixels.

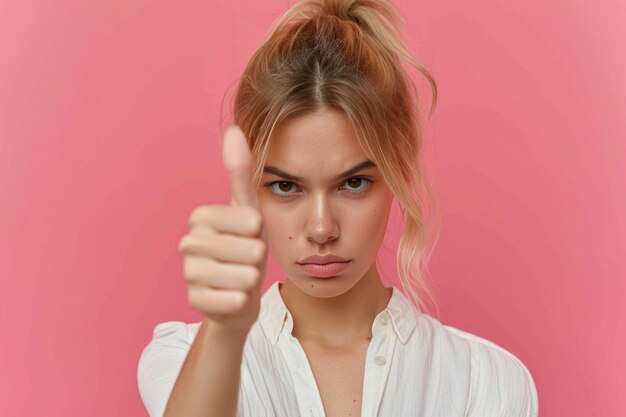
[{"left": 265, "top": 108, "right": 368, "bottom": 171}]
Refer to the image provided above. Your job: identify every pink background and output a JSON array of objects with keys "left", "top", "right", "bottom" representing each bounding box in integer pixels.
[{"left": 1, "top": 0, "right": 624, "bottom": 415}]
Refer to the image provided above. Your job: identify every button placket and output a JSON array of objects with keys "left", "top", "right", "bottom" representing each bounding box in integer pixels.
[
  {"left": 360, "top": 313, "right": 396, "bottom": 417},
  {"left": 280, "top": 333, "right": 327, "bottom": 417},
  {"left": 370, "top": 313, "right": 391, "bottom": 368}
]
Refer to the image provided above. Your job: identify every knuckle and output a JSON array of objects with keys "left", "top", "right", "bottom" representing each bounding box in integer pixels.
[
  {"left": 250, "top": 266, "right": 261, "bottom": 284},
  {"left": 188, "top": 206, "right": 202, "bottom": 227},
  {"left": 188, "top": 205, "right": 216, "bottom": 229},
  {"left": 182, "top": 258, "right": 197, "bottom": 282},
  {"left": 243, "top": 266, "right": 260, "bottom": 289},
  {"left": 184, "top": 257, "right": 213, "bottom": 283},
  {"left": 178, "top": 235, "right": 195, "bottom": 254},
  {"left": 187, "top": 287, "right": 203, "bottom": 310},
  {"left": 252, "top": 240, "right": 266, "bottom": 264},
  {"left": 234, "top": 206, "right": 261, "bottom": 235},
  {"left": 178, "top": 234, "right": 205, "bottom": 256},
  {"left": 248, "top": 209, "right": 263, "bottom": 235},
  {"left": 177, "top": 235, "right": 187, "bottom": 253},
  {"left": 234, "top": 292, "right": 248, "bottom": 311}
]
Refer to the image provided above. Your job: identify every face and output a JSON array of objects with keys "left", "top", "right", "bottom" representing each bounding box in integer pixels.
[{"left": 257, "top": 107, "right": 394, "bottom": 298}]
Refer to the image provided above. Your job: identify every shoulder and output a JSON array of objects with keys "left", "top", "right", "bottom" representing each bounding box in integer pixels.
[
  {"left": 143, "top": 320, "right": 197, "bottom": 347},
  {"left": 149, "top": 319, "right": 209, "bottom": 342},
  {"left": 139, "top": 321, "right": 201, "bottom": 373},
  {"left": 418, "top": 315, "right": 539, "bottom": 417},
  {"left": 137, "top": 321, "right": 201, "bottom": 417}
]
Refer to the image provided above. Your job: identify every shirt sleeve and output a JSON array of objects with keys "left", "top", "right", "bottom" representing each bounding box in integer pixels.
[
  {"left": 137, "top": 321, "right": 192, "bottom": 417},
  {"left": 468, "top": 339, "right": 539, "bottom": 417}
]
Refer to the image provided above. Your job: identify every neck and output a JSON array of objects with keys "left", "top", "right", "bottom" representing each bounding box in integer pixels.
[{"left": 279, "top": 264, "right": 392, "bottom": 349}]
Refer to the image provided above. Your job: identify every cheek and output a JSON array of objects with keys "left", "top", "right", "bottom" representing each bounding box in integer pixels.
[
  {"left": 348, "top": 195, "right": 392, "bottom": 235},
  {"left": 259, "top": 205, "right": 298, "bottom": 259}
]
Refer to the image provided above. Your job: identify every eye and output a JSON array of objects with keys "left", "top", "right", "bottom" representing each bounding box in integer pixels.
[
  {"left": 267, "top": 181, "right": 298, "bottom": 196},
  {"left": 264, "top": 177, "right": 373, "bottom": 198},
  {"left": 343, "top": 177, "right": 371, "bottom": 194}
]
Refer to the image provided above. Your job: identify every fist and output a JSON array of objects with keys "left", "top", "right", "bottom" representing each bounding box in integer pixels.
[{"left": 177, "top": 125, "right": 268, "bottom": 333}]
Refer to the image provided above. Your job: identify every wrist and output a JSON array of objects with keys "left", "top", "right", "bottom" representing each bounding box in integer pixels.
[{"left": 204, "top": 318, "right": 250, "bottom": 341}]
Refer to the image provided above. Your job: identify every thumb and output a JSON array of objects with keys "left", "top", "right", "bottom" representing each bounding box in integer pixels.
[{"left": 222, "top": 124, "right": 259, "bottom": 209}]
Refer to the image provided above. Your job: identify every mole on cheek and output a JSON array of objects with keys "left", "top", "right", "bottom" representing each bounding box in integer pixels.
[{"left": 288, "top": 236, "right": 292, "bottom": 240}]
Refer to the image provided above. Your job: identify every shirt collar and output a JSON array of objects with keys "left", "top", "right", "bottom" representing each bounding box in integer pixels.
[{"left": 258, "top": 280, "right": 419, "bottom": 346}]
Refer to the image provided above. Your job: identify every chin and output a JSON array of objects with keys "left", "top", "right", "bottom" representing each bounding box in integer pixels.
[{"left": 289, "top": 271, "right": 360, "bottom": 298}]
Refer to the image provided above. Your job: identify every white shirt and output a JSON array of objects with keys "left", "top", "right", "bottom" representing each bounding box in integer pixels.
[{"left": 138, "top": 281, "right": 539, "bottom": 417}]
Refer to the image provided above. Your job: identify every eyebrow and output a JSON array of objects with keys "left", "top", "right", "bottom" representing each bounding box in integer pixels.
[{"left": 263, "top": 160, "right": 377, "bottom": 182}]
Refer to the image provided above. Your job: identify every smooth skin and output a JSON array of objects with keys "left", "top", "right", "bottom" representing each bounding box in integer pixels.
[{"left": 260, "top": 107, "right": 394, "bottom": 348}]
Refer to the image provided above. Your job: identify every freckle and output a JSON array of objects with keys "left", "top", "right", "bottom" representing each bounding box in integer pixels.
[
  {"left": 288, "top": 236, "right": 292, "bottom": 239},
  {"left": 353, "top": 399, "right": 356, "bottom": 402}
]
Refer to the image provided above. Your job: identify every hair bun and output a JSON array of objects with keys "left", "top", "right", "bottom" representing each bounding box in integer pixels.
[
  {"left": 285, "top": 0, "right": 404, "bottom": 41},
  {"left": 317, "top": 0, "right": 359, "bottom": 21}
]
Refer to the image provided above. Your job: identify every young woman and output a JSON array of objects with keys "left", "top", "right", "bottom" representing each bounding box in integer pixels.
[{"left": 138, "top": 1, "right": 539, "bottom": 416}]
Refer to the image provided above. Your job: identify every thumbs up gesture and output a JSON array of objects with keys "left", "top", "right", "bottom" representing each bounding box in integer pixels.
[{"left": 178, "top": 125, "right": 268, "bottom": 333}]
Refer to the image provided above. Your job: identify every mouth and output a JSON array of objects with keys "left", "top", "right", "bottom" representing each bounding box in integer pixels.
[{"left": 297, "top": 260, "right": 352, "bottom": 278}]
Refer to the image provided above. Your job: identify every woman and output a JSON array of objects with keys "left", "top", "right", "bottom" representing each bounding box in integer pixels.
[{"left": 137, "top": 1, "right": 539, "bottom": 416}]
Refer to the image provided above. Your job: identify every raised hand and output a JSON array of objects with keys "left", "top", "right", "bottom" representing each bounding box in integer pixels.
[{"left": 178, "top": 125, "right": 268, "bottom": 333}]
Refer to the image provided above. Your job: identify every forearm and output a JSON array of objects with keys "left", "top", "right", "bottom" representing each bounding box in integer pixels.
[{"left": 163, "top": 317, "right": 248, "bottom": 417}]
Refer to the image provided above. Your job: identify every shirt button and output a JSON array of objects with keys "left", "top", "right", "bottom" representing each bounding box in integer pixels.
[
  {"left": 380, "top": 315, "right": 390, "bottom": 325},
  {"left": 374, "top": 355, "right": 386, "bottom": 366},
  {"left": 296, "top": 359, "right": 301, "bottom": 368}
]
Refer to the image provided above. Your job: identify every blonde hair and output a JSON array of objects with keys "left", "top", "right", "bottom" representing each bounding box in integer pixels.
[{"left": 219, "top": 0, "right": 441, "bottom": 317}]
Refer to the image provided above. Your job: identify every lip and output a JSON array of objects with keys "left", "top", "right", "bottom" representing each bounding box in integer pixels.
[
  {"left": 298, "top": 260, "right": 352, "bottom": 278},
  {"left": 297, "top": 253, "right": 351, "bottom": 265}
]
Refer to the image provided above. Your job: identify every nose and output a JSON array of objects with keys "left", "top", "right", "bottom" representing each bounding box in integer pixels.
[{"left": 305, "top": 193, "right": 340, "bottom": 244}]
